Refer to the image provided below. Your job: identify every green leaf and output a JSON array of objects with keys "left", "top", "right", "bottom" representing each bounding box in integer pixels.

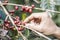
[{"left": 23, "top": 29, "right": 30, "bottom": 38}]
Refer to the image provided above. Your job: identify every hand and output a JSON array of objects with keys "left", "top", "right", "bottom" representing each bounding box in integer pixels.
[{"left": 24, "top": 12, "right": 58, "bottom": 35}]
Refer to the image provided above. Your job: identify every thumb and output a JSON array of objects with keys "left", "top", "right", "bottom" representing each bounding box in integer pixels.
[{"left": 24, "top": 15, "right": 34, "bottom": 23}]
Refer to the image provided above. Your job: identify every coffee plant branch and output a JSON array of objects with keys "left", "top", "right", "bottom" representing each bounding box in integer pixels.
[{"left": 0, "top": 3, "right": 60, "bottom": 14}]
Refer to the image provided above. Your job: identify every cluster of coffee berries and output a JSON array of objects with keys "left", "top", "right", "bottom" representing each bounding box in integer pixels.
[
  {"left": 2, "top": 0, "right": 35, "bottom": 31},
  {"left": 3, "top": 0, "right": 35, "bottom": 14},
  {"left": 13, "top": 16, "right": 24, "bottom": 31},
  {"left": 3, "top": 16, "right": 24, "bottom": 31},
  {"left": 21, "top": 4, "right": 35, "bottom": 13},
  {"left": 4, "top": 20, "right": 11, "bottom": 30}
]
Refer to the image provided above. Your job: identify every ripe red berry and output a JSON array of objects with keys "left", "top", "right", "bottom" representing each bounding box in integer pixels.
[
  {"left": 14, "top": 21, "right": 17, "bottom": 24},
  {"left": 4, "top": 23, "right": 10, "bottom": 27},
  {"left": 29, "top": 8, "right": 32, "bottom": 13},
  {"left": 21, "top": 6, "right": 26, "bottom": 11},
  {"left": 16, "top": 22, "right": 21, "bottom": 26},
  {"left": 9, "top": 26, "right": 14, "bottom": 30},
  {"left": 4, "top": 20, "right": 8, "bottom": 23},
  {"left": 31, "top": 4, "right": 35, "bottom": 8},
  {"left": 9, "top": 10, "right": 15, "bottom": 13},
  {"left": 25, "top": 7, "right": 30, "bottom": 12},
  {"left": 4, "top": 20, "right": 10, "bottom": 24},
  {"left": 14, "top": 6, "right": 19, "bottom": 10},
  {"left": 15, "top": 16, "right": 20, "bottom": 20},
  {"left": 9, "top": 10, "right": 15, "bottom": 15},
  {"left": 18, "top": 27, "right": 24, "bottom": 31}
]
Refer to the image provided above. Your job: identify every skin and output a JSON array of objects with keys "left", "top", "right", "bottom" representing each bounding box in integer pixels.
[{"left": 24, "top": 12, "right": 60, "bottom": 39}]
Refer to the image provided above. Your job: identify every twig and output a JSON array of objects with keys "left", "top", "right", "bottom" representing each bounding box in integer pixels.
[
  {"left": 33, "top": 0, "right": 40, "bottom": 4},
  {"left": 0, "top": 1, "right": 28, "bottom": 40},
  {"left": 5, "top": 16, "right": 8, "bottom": 21},
  {"left": 0, "top": 3, "right": 60, "bottom": 14}
]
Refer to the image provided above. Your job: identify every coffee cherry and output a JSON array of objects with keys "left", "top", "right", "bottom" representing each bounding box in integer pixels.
[
  {"left": 25, "top": 7, "right": 30, "bottom": 12},
  {"left": 4, "top": 20, "right": 10, "bottom": 24},
  {"left": 14, "top": 21, "right": 17, "bottom": 24},
  {"left": 16, "top": 22, "right": 21, "bottom": 26},
  {"left": 15, "top": 16, "right": 20, "bottom": 20},
  {"left": 31, "top": 4, "right": 35, "bottom": 8},
  {"left": 9, "top": 10, "right": 15, "bottom": 15},
  {"left": 9, "top": 10, "right": 15, "bottom": 13},
  {"left": 29, "top": 8, "right": 32, "bottom": 13},
  {"left": 9, "top": 26, "right": 14, "bottom": 30},
  {"left": 4, "top": 23, "right": 10, "bottom": 27},
  {"left": 14, "top": 6, "right": 19, "bottom": 10},
  {"left": 18, "top": 27, "right": 24, "bottom": 31},
  {"left": 21, "top": 6, "right": 26, "bottom": 11}
]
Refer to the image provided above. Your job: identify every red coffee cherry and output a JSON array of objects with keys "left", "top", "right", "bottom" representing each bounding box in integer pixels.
[
  {"left": 15, "top": 16, "right": 20, "bottom": 20},
  {"left": 4, "top": 20, "right": 10, "bottom": 24},
  {"left": 14, "top": 6, "right": 19, "bottom": 10},
  {"left": 31, "top": 4, "right": 35, "bottom": 8},
  {"left": 16, "top": 22, "right": 21, "bottom": 27},
  {"left": 21, "top": 6, "right": 26, "bottom": 11},
  {"left": 9, "top": 10, "right": 15, "bottom": 13},
  {"left": 9, "top": 26, "right": 14, "bottom": 30},
  {"left": 14, "top": 21, "right": 17, "bottom": 24},
  {"left": 18, "top": 27, "right": 24, "bottom": 31},
  {"left": 29, "top": 8, "right": 32, "bottom": 13},
  {"left": 4, "top": 23, "right": 10, "bottom": 27},
  {"left": 9, "top": 10, "right": 15, "bottom": 15},
  {"left": 25, "top": 7, "right": 30, "bottom": 12}
]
